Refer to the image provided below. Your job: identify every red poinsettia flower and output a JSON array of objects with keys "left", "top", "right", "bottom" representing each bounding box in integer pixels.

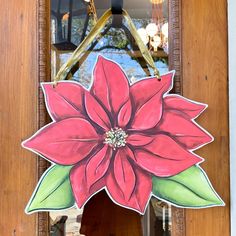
[{"left": 22, "top": 56, "right": 213, "bottom": 214}]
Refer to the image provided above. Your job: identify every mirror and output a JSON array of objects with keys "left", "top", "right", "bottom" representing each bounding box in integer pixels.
[{"left": 49, "top": 0, "right": 173, "bottom": 235}]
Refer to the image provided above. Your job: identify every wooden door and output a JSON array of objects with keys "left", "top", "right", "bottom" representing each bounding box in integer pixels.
[
  {"left": 0, "top": 0, "right": 38, "bottom": 235},
  {"left": 182, "top": 0, "right": 230, "bottom": 235},
  {"left": 0, "top": 0, "right": 230, "bottom": 235}
]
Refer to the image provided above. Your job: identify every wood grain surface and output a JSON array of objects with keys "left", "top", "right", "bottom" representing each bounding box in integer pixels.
[
  {"left": 182, "top": 0, "right": 230, "bottom": 235},
  {"left": 168, "top": 0, "right": 186, "bottom": 234},
  {"left": 0, "top": 0, "right": 38, "bottom": 235},
  {"left": 38, "top": 0, "right": 51, "bottom": 235},
  {"left": 0, "top": 0, "right": 230, "bottom": 235}
]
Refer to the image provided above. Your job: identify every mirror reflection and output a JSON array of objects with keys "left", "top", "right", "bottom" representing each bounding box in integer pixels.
[{"left": 50, "top": 0, "right": 171, "bottom": 235}]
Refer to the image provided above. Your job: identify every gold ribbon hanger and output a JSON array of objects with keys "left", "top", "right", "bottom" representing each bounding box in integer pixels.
[{"left": 54, "top": 9, "right": 160, "bottom": 84}]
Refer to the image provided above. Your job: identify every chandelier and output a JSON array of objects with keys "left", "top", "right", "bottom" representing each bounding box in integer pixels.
[{"left": 138, "top": 0, "right": 168, "bottom": 54}]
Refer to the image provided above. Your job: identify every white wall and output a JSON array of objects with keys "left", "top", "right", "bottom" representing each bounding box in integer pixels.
[{"left": 228, "top": 0, "right": 236, "bottom": 235}]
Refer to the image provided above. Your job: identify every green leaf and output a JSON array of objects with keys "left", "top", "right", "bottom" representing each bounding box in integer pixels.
[
  {"left": 26, "top": 165, "right": 75, "bottom": 213},
  {"left": 152, "top": 166, "right": 225, "bottom": 208}
]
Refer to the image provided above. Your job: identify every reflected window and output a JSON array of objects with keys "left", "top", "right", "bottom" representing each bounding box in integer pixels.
[{"left": 50, "top": 1, "right": 171, "bottom": 235}]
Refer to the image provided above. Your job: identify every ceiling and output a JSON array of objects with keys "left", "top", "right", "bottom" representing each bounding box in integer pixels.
[
  {"left": 51, "top": 0, "right": 168, "bottom": 19},
  {"left": 95, "top": 0, "right": 168, "bottom": 19},
  {"left": 94, "top": 0, "right": 152, "bottom": 9}
]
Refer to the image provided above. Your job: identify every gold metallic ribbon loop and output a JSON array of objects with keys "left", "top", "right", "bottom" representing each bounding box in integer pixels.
[
  {"left": 122, "top": 10, "right": 160, "bottom": 77},
  {"left": 54, "top": 9, "right": 160, "bottom": 84}
]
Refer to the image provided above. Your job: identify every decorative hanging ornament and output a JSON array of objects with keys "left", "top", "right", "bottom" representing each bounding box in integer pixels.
[{"left": 22, "top": 56, "right": 224, "bottom": 215}]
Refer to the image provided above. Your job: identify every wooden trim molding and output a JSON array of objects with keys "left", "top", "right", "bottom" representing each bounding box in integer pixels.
[
  {"left": 169, "top": 0, "right": 182, "bottom": 94},
  {"left": 36, "top": 0, "right": 184, "bottom": 234},
  {"left": 38, "top": 0, "right": 51, "bottom": 235},
  {"left": 169, "top": 0, "right": 183, "bottom": 94},
  {"left": 171, "top": 207, "right": 185, "bottom": 236},
  {"left": 168, "top": 0, "right": 185, "bottom": 236}
]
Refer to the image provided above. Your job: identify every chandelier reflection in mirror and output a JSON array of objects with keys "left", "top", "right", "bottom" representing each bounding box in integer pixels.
[{"left": 138, "top": 0, "right": 168, "bottom": 53}]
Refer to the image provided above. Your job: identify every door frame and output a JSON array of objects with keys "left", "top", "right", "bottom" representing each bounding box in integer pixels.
[{"left": 37, "top": 0, "right": 51, "bottom": 235}]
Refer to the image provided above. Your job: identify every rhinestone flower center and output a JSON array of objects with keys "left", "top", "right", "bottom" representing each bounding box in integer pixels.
[{"left": 104, "top": 128, "right": 128, "bottom": 150}]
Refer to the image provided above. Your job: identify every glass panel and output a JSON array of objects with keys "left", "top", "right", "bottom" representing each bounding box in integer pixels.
[
  {"left": 142, "top": 200, "right": 172, "bottom": 236},
  {"left": 50, "top": 1, "right": 171, "bottom": 235}
]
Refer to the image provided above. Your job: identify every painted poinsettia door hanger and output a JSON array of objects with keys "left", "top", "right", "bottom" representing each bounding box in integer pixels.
[{"left": 22, "top": 55, "right": 224, "bottom": 214}]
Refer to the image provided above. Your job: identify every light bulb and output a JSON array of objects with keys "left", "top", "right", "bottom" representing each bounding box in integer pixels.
[
  {"left": 137, "top": 28, "right": 149, "bottom": 45},
  {"left": 146, "top": 23, "right": 158, "bottom": 37},
  {"left": 150, "top": 35, "right": 161, "bottom": 51},
  {"left": 161, "top": 22, "right": 168, "bottom": 38}
]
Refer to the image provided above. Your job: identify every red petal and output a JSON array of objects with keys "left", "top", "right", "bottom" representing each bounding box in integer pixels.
[
  {"left": 42, "top": 82, "right": 85, "bottom": 121},
  {"left": 106, "top": 167, "right": 152, "bottom": 214},
  {"left": 134, "top": 150, "right": 199, "bottom": 177},
  {"left": 86, "top": 145, "right": 112, "bottom": 189},
  {"left": 133, "top": 169, "right": 152, "bottom": 214},
  {"left": 91, "top": 56, "right": 131, "bottom": 116},
  {"left": 139, "top": 134, "right": 200, "bottom": 160},
  {"left": 113, "top": 148, "right": 136, "bottom": 201},
  {"left": 130, "top": 72, "right": 173, "bottom": 130},
  {"left": 85, "top": 92, "right": 111, "bottom": 130},
  {"left": 133, "top": 134, "right": 202, "bottom": 177},
  {"left": 127, "top": 134, "right": 154, "bottom": 146},
  {"left": 164, "top": 95, "right": 207, "bottom": 119},
  {"left": 70, "top": 162, "right": 105, "bottom": 208},
  {"left": 156, "top": 110, "right": 213, "bottom": 150},
  {"left": 22, "top": 118, "right": 100, "bottom": 165},
  {"left": 117, "top": 99, "right": 132, "bottom": 128}
]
